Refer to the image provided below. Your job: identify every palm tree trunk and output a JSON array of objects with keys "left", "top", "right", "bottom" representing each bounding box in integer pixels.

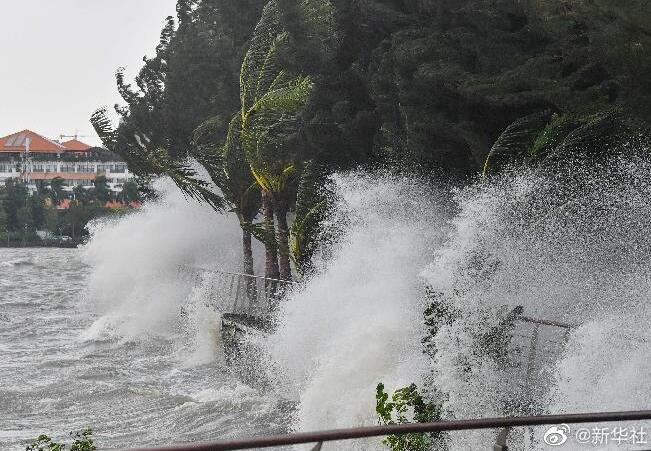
[
  {"left": 275, "top": 202, "right": 292, "bottom": 281},
  {"left": 241, "top": 227, "right": 256, "bottom": 302},
  {"left": 262, "top": 190, "right": 279, "bottom": 280},
  {"left": 242, "top": 228, "right": 254, "bottom": 276}
]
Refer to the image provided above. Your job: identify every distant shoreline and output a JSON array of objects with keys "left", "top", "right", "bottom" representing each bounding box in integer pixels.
[{"left": 0, "top": 241, "right": 81, "bottom": 249}]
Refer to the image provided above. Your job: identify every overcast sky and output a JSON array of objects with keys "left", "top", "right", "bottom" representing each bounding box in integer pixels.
[{"left": 0, "top": 0, "right": 178, "bottom": 146}]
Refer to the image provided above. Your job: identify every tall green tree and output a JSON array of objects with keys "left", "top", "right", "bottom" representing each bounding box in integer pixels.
[
  {"left": 93, "top": 175, "right": 112, "bottom": 203},
  {"left": 2, "top": 178, "right": 28, "bottom": 232},
  {"left": 73, "top": 185, "right": 91, "bottom": 205},
  {"left": 49, "top": 177, "right": 66, "bottom": 205},
  {"left": 29, "top": 194, "right": 46, "bottom": 229},
  {"left": 121, "top": 180, "right": 141, "bottom": 203}
]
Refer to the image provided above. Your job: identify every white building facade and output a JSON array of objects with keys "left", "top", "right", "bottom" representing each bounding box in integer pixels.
[{"left": 0, "top": 130, "right": 134, "bottom": 195}]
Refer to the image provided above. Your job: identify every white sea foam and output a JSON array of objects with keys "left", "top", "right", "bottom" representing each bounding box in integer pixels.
[
  {"left": 267, "top": 172, "right": 449, "bottom": 449},
  {"left": 80, "top": 177, "right": 243, "bottom": 358}
]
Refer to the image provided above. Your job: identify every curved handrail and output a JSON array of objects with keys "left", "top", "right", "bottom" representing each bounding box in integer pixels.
[{"left": 108, "top": 410, "right": 651, "bottom": 451}]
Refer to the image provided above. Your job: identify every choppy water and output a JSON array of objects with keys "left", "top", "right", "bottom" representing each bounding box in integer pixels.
[{"left": 0, "top": 248, "right": 288, "bottom": 450}]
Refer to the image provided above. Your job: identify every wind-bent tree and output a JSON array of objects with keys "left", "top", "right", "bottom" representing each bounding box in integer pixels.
[
  {"left": 193, "top": 116, "right": 261, "bottom": 278},
  {"left": 91, "top": 107, "right": 225, "bottom": 212},
  {"left": 231, "top": 0, "right": 338, "bottom": 281},
  {"left": 91, "top": 0, "right": 340, "bottom": 280},
  {"left": 92, "top": 1, "right": 268, "bottom": 273}
]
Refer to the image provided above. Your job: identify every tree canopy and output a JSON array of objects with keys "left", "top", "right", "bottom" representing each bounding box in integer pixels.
[{"left": 92, "top": 0, "right": 651, "bottom": 278}]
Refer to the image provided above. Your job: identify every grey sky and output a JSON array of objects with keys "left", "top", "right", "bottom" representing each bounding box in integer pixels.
[{"left": 0, "top": 0, "right": 178, "bottom": 146}]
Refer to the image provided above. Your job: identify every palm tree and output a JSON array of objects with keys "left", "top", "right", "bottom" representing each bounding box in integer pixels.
[
  {"left": 231, "top": 0, "right": 337, "bottom": 280},
  {"left": 193, "top": 116, "right": 262, "bottom": 278},
  {"left": 91, "top": 108, "right": 225, "bottom": 212}
]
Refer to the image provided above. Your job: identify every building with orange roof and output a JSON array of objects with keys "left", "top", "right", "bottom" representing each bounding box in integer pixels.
[
  {"left": 0, "top": 129, "right": 134, "bottom": 196},
  {"left": 0, "top": 130, "right": 68, "bottom": 154},
  {"left": 61, "top": 139, "right": 92, "bottom": 152}
]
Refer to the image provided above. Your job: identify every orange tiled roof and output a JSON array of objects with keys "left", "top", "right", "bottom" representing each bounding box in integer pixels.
[
  {"left": 25, "top": 172, "right": 96, "bottom": 181},
  {"left": 105, "top": 200, "right": 124, "bottom": 209},
  {"left": 0, "top": 130, "right": 68, "bottom": 153},
  {"left": 62, "top": 139, "right": 92, "bottom": 152},
  {"left": 57, "top": 199, "right": 72, "bottom": 210}
]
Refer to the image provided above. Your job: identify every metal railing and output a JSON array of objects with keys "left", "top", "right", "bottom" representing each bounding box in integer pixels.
[
  {"left": 108, "top": 410, "right": 651, "bottom": 451},
  {"left": 491, "top": 314, "right": 576, "bottom": 448},
  {"left": 505, "top": 315, "right": 575, "bottom": 413},
  {"left": 180, "top": 266, "right": 296, "bottom": 327}
]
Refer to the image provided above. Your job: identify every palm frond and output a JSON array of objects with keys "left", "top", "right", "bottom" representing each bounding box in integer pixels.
[
  {"left": 145, "top": 148, "right": 225, "bottom": 211},
  {"left": 250, "top": 76, "right": 313, "bottom": 116},
  {"left": 241, "top": 220, "right": 278, "bottom": 248},
  {"left": 240, "top": 1, "right": 285, "bottom": 109},
  {"left": 483, "top": 111, "right": 553, "bottom": 175},
  {"left": 556, "top": 110, "right": 626, "bottom": 154},
  {"left": 289, "top": 160, "right": 331, "bottom": 273}
]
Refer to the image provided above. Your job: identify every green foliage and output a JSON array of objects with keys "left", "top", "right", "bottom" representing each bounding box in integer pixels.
[
  {"left": 483, "top": 109, "right": 651, "bottom": 173},
  {"left": 72, "top": 185, "right": 91, "bottom": 205},
  {"left": 30, "top": 194, "right": 46, "bottom": 229},
  {"left": 234, "top": 0, "right": 338, "bottom": 202},
  {"left": 164, "top": 0, "right": 269, "bottom": 155},
  {"left": 240, "top": 220, "right": 278, "bottom": 249},
  {"left": 93, "top": 0, "right": 651, "bottom": 275},
  {"left": 93, "top": 175, "right": 111, "bottom": 203},
  {"left": 289, "top": 161, "right": 331, "bottom": 274},
  {"left": 49, "top": 177, "right": 67, "bottom": 204},
  {"left": 91, "top": 108, "right": 225, "bottom": 211},
  {"left": 91, "top": 0, "right": 269, "bottom": 210},
  {"left": 26, "top": 428, "right": 95, "bottom": 451},
  {"left": 121, "top": 180, "right": 141, "bottom": 203},
  {"left": 364, "top": 0, "right": 651, "bottom": 174},
  {"left": 483, "top": 112, "right": 554, "bottom": 174},
  {"left": 45, "top": 208, "right": 60, "bottom": 236},
  {"left": 376, "top": 383, "right": 443, "bottom": 451},
  {"left": 193, "top": 115, "right": 261, "bottom": 223},
  {"left": 0, "top": 178, "right": 34, "bottom": 233},
  {"left": 422, "top": 288, "right": 460, "bottom": 359}
]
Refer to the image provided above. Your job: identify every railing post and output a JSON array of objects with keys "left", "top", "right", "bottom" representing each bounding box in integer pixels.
[{"left": 493, "top": 427, "right": 511, "bottom": 451}]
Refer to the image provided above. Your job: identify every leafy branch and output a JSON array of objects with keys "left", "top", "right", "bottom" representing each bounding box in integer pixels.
[
  {"left": 376, "top": 383, "right": 444, "bottom": 451},
  {"left": 26, "top": 429, "right": 95, "bottom": 451}
]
